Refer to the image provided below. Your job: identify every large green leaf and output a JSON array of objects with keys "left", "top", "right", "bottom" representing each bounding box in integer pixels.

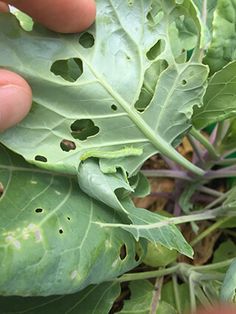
[
  {"left": 0, "top": 282, "right": 119, "bottom": 314},
  {"left": 193, "top": 61, "right": 236, "bottom": 129},
  {"left": 0, "top": 0, "right": 208, "bottom": 176},
  {"left": 220, "top": 258, "right": 236, "bottom": 302},
  {"left": 204, "top": 0, "right": 236, "bottom": 74},
  {"left": 0, "top": 146, "right": 138, "bottom": 296}
]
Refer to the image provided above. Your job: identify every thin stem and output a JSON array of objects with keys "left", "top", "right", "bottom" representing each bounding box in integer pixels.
[
  {"left": 204, "top": 191, "right": 230, "bottom": 210},
  {"left": 196, "top": 186, "right": 224, "bottom": 198},
  {"left": 115, "top": 259, "right": 234, "bottom": 283},
  {"left": 215, "top": 158, "right": 236, "bottom": 166},
  {"left": 150, "top": 275, "right": 164, "bottom": 314},
  {"left": 96, "top": 204, "right": 236, "bottom": 230},
  {"left": 193, "top": 258, "right": 234, "bottom": 272},
  {"left": 115, "top": 265, "right": 180, "bottom": 283},
  {"left": 194, "top": 285, "right": 211, "bottom": 306},
  {"left": 189, "top": 275, "right": 197, "bottom": 313},
  {"left": 214, "top": 120, "right": 230, "bottom": 148},
  {"left": 190, "top": 216, "right": 231, "bottom": 246},
  {"left": 187, "top": 134, "right": 205, "bottom": 164},
  {"left": 190, "top": 127, "right": 219, "bottom": 159},
  {"left": 205, "top": 168, "right": 236, "bottom": 180},
  {"left": 141, "top": 169, "right": 192, "bottom": 181},
  {"left": 172, "top": 274, "right": 182, "bottom": 314}
]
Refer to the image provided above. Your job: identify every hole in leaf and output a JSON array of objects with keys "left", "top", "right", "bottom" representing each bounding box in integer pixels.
[
  {"left": 111, "top": 104, "right": 118, "bottom": 111},
  {"left": 135, "top": 253, "right": 140, "bottom": 262},
  {"left": 146, "top": 39, "right": 165, "bottom": 60},
  {"left": 35, "top": 155, "right": 47, "bottom": 163},
  {"left": 182, "top": 79, "right": 187, "bottom": 86},
  {"left": 60, "top": 139, "right": 76, "bottom": 152},
  {"left": 119, "top": 244, "right": 127, "bottom": 260},
  {"left": 67, "top": 217, "right": 71, "bottom": 221},
  {"left": 0, "top": 182, "right": 4, "bottom": 198},
  {"left": 79, "top": 32, "right": 95, "bottom": 48},
  {"left": 35, "top": 208, "right": 43, "bottom": 213},
  {"left": 70, "top": 119, "right": 99, "bottom": 141},
  {"left": 135, "top": 60, "right": 168, "bottom": 112},
  {"left": 59, "top": 229, "right": 64, "bottom": 234},
  {"left": 50, "top": 58, "right": 83, "bottom": 82}
]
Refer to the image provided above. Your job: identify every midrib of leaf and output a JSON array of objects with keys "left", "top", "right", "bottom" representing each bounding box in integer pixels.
[
  {"left": 69, "top": 1, "right": 204, "bottom": 175},
  {"left": 87, "top": 63, "right": 204, "bottom": 175}
]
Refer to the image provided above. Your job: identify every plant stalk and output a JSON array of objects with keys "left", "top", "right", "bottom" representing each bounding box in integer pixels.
[{"left": 190, "top": 127, "right": 219, "bottom": 160}]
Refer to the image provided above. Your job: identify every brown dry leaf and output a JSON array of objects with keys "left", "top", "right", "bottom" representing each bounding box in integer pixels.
[
  {"left": 179, "top": 221, "right": 221, "bottom": 265},
  {"left": 177, "top": 137, "right": 193, "bottom": 160},
  {"left": 134, "top": 178, "right": 174, "bottom": 210}
]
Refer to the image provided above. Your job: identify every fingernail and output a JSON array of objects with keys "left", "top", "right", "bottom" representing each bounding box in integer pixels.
[{"left": 0, "top": 84, "right": 32, "bottom": 132}]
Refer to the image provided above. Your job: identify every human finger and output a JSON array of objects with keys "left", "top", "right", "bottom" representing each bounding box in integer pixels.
[
  {"left": 0, "top": 70, "right": 32, "bottom": 132},
  {"left": 3, "top": 0, "right": 96, "bottom": 33}
]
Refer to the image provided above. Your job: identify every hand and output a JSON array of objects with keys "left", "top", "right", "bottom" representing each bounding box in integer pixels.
[{"left": 0, "top": 0, "right": 96, "bottom": 131}]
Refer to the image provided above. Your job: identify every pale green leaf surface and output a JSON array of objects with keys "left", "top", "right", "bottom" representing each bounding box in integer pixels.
[
  {"left": 119, "top": 280, "right": 177, "bottom": 314},
  {"left": 0, "top": 0, "right": 208, "bottom": 176},
  {"left": 193, "top": 61, "right": 236, "bottom": 129},
  {"left": 0, "top": 146, "right": 138, "bottom": 296},
  {"left": 0, "top": 282, "right": 119, "bottom": 314},
  {"left": 194, "top": 0, "right": 217, "bottom": 31},
  {"left": 78, "top": 160, "right": 192, "bottom": 257},
  {"left": 204, "top": 0, "right": 236, "bottom": 74},
  {"left": 220, "top": 258, "right": 236, "bottom": 302}
]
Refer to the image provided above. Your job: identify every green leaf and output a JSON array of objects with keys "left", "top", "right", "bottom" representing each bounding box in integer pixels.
[
  {"left": 194, "top": 0, "right": 217, "bottom": 31},
  {"left": 0, "top": 0, "right": 208, "bottom": 176},
  {"left": 78, "top": 160, "right": 193, "bottom": 258},
  {"left": 14, "top": 10, "right": 33, "bottom": 32},
  {"left": 0, "top": 146, "right": 138, "bottom": 296},
  {"left": 119, "top": 280, "right": 177, "bottom": 314},
  {"left": 193, "top": 61, "right": 236, "bottom": 129},
  {"left": 204, "top": 0, "right": 236, "bottom": 74},
  {"left": 220, "top": 118, "right": 236, "bottom": 153},
  {"left": 220, "top": 258, "right": 236, "bottom": 302},
  {"left": 0, "top": 282, "right": 119, "bottom": 314},
  {"left": 97, "top": 203, "right": 193, "bottom": 258},
  {"left": 162, "top": 281, "right": 191, "bottom": 313},
  {"left": 213, "top": 240, "right": 236, "bottom": 271}
]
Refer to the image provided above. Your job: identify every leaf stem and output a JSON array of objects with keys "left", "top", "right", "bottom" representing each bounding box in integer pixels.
[
  {"left": 115, "top": 265, "right": 180, "bottom": 283},
  {"left": 190, "top": 216, "right": 231, "bottom": 246},
  {"left": 100, "top": 76, "right": 205, "bottom": 176},
  {"left": 115, "top": 259, "right": 234, "bottom": 283},
  {"left": 193, "top": 258, "right": 234, "bottom": 272},
  {"left": 141, "top": 169, "right": 192, "bottom": 181},
  {"left": 187, "top": 134, "right": 205, "bottom": 164},
  {"left": 172, "top": 274, "right": 182, "bottom": 314},
  {"left": 190, "top": 127, "right": 219, "bottom": 159}
]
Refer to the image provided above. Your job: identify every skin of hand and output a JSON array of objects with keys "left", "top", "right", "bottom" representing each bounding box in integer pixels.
[
  {"left": 191, "top": 304, "right": 236, "bottom": 314},
  {"left": 0, "top": 0, "right": 96, "bottom": 131}
]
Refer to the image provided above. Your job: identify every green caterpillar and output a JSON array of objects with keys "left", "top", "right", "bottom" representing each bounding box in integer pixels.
[{"left": 80, "top": 147, "right": 143, "bottom": 161}]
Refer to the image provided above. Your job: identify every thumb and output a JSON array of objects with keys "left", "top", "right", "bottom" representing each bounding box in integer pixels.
[{"left": 0, "top": 70, "right": 32, "bottom": 132}]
